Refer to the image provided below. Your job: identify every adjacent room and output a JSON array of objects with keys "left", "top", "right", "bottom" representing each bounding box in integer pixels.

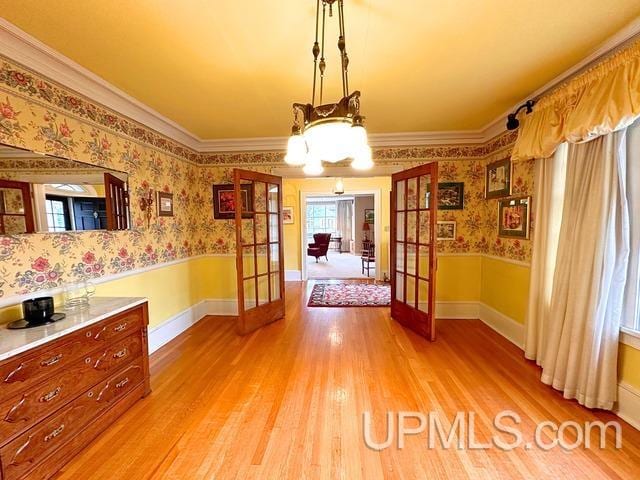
[{"left": 0, "top": 2, "right": 639, "bottom": 479}]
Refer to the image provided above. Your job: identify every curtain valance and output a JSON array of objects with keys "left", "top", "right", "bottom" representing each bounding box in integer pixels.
[{"left": 512, "top": 39, "right": 640, "bottom": 160}]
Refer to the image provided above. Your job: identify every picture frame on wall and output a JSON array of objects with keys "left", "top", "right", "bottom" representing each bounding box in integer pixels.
[
  {"left": 438, "top": 182, "right": 464, "bottom": 210},
  {"left": 212, "top": 184, "right": 253, "bottom": 219},
  {"left": 282, "top": 206, "right": 294, "bottom": 224},
  {"left": 485, "top": 158, "right": 512, "bottom": 199},
  {"left": 157, "top": 192, "right": 174, "bottom": 217},
  {"left": 364, "top": 208, "right": 374, "bottom": 224},
  {"left": 498, "top": 196, "right": 531, "bottom": 239},
  {"left": 436, "top": 221, "right": 456, "bottom": 241}
]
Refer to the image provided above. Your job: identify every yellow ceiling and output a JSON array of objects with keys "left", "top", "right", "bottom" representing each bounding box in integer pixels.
[{"left": 1, "top": 1, "right": 639, "bottom": 139}]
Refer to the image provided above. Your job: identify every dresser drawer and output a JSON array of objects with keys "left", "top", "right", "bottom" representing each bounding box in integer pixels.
[
  {"left": 91, "top": 306, "right": 143, "bottom": 345},
  {"left": 0, "top": 329, "right": 96, "bottom": 402},
  {"left": 0, "top": 359, "right": 144, "bottom": 480},
  {"left": 0, "top": 334, "right": 142, "bottom": 442}
]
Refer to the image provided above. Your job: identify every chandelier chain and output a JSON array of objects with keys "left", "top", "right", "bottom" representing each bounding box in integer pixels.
[
  {"left": 312, "top": 0, "right": 320, "bottom": 106},
  {"left": 319, "top": 2, "right": 327, "bottom": 105}
]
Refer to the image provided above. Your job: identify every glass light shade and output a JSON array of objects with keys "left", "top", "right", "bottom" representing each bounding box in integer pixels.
[
  {"left": 351, "top": 145, "right": 373, "bottom": 170},
  {"left": 303, "top": 157, "right": 324, "bottom": 176},
  {"left": 350, "top": 124, "right": 368, "bottom": 148},
  {"left": 285, "top": 134, "right": 307, "bottom": 166},
  {"left": 334, "top": 178, "right": 345, "bottom": 194},
  {"left": 303, "top": 120, "right": 354, "bottom": 163}
]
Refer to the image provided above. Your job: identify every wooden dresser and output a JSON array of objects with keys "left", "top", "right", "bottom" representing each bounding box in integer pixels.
[{"left": 0, "top": 297, "right": 150, "bottom": 480}]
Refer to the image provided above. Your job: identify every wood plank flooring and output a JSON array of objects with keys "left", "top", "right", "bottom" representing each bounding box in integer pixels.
[{"left": 55, "top": 282, "right": 640, "bottom": 479}]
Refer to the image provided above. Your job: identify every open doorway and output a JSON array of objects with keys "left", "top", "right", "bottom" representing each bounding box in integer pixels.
[{"left": 302, "top": 191, "right": 379, "bottom": 280}]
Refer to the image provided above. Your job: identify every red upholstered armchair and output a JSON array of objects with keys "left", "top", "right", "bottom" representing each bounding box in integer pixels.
[{"left": 307, "top": 233, "right": 331, "bottom": 262}]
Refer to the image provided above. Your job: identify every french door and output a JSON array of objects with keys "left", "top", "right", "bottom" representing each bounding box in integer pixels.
[
  {"left": 390, "top": 163, "right": 438, "bottom": 340},
  {"left": 234, "top": 169, "right": 285, "bottom": 335}
]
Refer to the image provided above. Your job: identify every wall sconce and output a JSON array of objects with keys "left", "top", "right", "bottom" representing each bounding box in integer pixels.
[
  {"left": 506, "top": 100, "right": 536, "bottom": 130},
  {"left": 139, "top": 190, "right": 154, "bottom": 228},
  {"left": 334, "top": 178, "right": 345, "bottom": 195}
]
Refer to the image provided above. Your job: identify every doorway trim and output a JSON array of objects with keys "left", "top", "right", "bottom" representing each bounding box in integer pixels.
[{"left": 300, "top": 189, "right": 383, "bottom": 282}]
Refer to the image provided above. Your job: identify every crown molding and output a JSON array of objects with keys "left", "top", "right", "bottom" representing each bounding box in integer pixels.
[
  {"left": 0, "top": 18, "right": 202, "bottom": 150},
  {"left": 482, "top": 17, "right": 640, "bottom": 136},
  {"left": 2, "top": 17, "right": 639, "bottom": 154}
]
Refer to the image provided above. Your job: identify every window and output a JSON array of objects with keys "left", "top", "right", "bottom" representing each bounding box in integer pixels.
[
  {"left": 306, "top": 201, "right": 337, "bottom": 242},
  {"left": 49, "top": 183, "right": 86, "bottom": 193},
  {"left": 622, "top": 119, "right": 640, "bottom": 332},
  {"left": 45, "top": 195, "right": 71, "bottom": 232}
]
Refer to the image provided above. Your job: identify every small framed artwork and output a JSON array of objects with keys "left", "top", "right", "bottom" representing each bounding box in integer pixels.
[
  {"left": 485, "top": 158, "right": 512, "bottom": 199},
  {"left": 498, "top": 196, "right": 531, "bottom": 239},
  {"left": 438, "top": 182, "right": 464, "bottom": 210},
  {"left": 282, "top": 206, "right": 294, "bottom": 224},
  {"left": 157, "top": 192, "right": 174, "bottom": 217},
  {"left": 364, "top": 208, "right": 374, "bottom": 224},
  {"left": 437, "top": 221, "right": 456, "bottom": 241},
  {"left": 213, "top": 184, "right": 253, "bottom": 219}
]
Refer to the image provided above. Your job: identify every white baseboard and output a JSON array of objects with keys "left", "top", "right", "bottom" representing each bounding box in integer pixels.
[
  {"left": 148, "top": 298, "right": 238, "bottom": 354},
  {"left": 285, "top": 270, "right": 302, "bottom": 281},
  {"left": 477, "top": 302, "right": 525, "bottom": 349},
  {"left": 616, "top": 382, "right": 640, "bottom": 431},
  {"left": 435, "top": 301, "right": 480, "bottom": 319}
]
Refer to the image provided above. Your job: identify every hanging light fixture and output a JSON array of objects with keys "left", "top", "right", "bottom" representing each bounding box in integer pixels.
[{"left": 285, "top": 0, "right": 373, "bottom": 174}]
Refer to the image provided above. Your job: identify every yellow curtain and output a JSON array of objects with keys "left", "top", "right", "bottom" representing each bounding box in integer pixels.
[{"left": 512, "top": 39, "right": 640, "bottom": 161}]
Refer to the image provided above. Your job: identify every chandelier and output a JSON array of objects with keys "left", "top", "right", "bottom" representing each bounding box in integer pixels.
[{"left": 285, "top": 0, "right": 373, "bottom": 175}]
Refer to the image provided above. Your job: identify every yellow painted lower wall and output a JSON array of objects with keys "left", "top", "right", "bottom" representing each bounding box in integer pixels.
[
  {"left": 480, "top": 256, "right": 531, "bottom": 324},
  {"left": 619, "top": 344, "right": 640, "bottom": 388},
  {"left": 0, "top": 256, "right": 236, "bottom": 330},
  {"left": 436, "top": 255, "right": 482, "bottom": 302},
  {"left": 480, "top": 256, "right": 640, "bottom": 391}
]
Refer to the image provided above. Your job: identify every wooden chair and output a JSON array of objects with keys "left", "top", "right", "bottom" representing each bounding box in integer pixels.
[{"left": 361, "top": 242, "right": 375, "bottom": 277}]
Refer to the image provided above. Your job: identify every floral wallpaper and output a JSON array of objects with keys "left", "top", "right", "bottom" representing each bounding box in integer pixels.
[
  {"left": 0, "top": 54, "right": 531, "bottom": 299},
  {"left": 435, "top": 152, "right": 534, "bottom": 263},
  {"left": 0, "top": 60, "right": 207, "bottom": 298}
]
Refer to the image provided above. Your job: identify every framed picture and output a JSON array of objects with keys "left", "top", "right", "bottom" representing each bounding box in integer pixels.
[
  {"left": 213, "top": 184, "right": 253, "bottom": 219},
  {"left": 437, "top": 221, "right": 456, "bottom": 241},
  {"left": 364, "top": 208, "right": 374, "bottom": 224},
  {"left": 498, "top": 196, "right": 531, "bottom": 239},
  {"left": 282, "top": 206, "right": 294, "bottom": 224},
  {"left": 438, "top": 182, "right": 464, "bottom": 210},
  {"left": 485, "top": 158, "right": 512, "bottom": 199},
  {"left": 157, "top": 192, "right": 174, "bottom": 217}
]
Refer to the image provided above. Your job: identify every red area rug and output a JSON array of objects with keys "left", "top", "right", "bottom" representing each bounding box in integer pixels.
[{"left": 307, "top": 283, "right": 391, "bottom": 307}]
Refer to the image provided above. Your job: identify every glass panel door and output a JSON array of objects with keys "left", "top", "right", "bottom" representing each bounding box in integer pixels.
[
  {"left": 390, "top": 163, "right": 438, "bottom": 340},
  {"left": 234, "top": 169, "right": 285, "bottom": 335}
]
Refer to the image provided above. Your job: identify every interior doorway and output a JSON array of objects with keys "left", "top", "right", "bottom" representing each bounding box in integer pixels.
[{"left": 301, "top": 189, "right": 381, "bottom": 281}]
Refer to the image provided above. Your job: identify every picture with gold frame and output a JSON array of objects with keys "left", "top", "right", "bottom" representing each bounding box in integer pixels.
[
  {"left": 485, "top": 158, "right": 512, "bottom": 199},
  {"left": 157, "top": 192, "right": 174, "bottom": 217},
  {"left": 498, "top": 196, "right": 530, "bottom": 239}
]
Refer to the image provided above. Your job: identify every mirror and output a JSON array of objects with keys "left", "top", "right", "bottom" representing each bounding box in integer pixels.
[{"left": 0, "top": 143, "right": 130, "bottom": 234}]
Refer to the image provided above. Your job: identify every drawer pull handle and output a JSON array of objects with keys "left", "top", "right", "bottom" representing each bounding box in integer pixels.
[
  {"left": 39, "top": 387, "right": 61, "bottom": 403},
  {"left": 114, "top": 322, "right": 128, "bottom": 332},
  {"left": 44, "top": 424, "right": 65, "bottom": 442},
  {"left": 40, "top": 354, "right": 63, "bottom": 367},
  {"left": 116, "top": 377, "right": 129, "bottom": 389},
  {"left": 4, "top": 362, "right": 26, "bottom": 383},
  {"left": 5, "top": 396, "right": 27, "bottom": 423},
  {"left": 113, "top": 348, "right": 128, "bottom": 359}
]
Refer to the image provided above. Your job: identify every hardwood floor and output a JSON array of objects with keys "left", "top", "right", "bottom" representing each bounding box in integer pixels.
[{"left": 55, "top": 282, "right": 640, "bottom": 479}]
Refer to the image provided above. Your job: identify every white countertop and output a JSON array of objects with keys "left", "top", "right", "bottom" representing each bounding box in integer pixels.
[{"left": 0, "top": 297, "right": 147, "bottom": 362}]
